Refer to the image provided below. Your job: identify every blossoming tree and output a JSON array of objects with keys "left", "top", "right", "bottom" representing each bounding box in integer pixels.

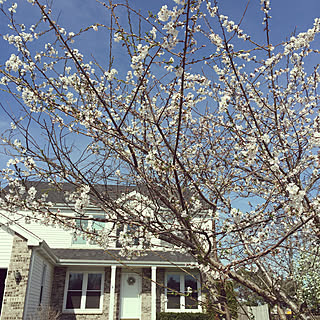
[
  {"left": 294, "top": 246, "right": 320, "bottom": 314},
  {"left": 0, "top": 0, "right": 320, "bottom": 318}
]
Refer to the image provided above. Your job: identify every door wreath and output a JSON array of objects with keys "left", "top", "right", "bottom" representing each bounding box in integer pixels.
[{"left": 127, "top": 276, "right": 136, "bottom": 285}]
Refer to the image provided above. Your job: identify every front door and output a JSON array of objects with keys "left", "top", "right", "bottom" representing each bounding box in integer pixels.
[{"left": 120, "top": 272, "right": 141, "bottom": 320}]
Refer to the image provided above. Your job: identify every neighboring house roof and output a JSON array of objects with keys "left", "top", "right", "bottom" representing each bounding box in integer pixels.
[{"left": 52, "top": 248, "right": 197, "bottom": 267}]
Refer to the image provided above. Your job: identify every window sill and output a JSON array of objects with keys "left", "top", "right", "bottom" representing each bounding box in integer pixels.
[
  {"left": 165, "top": 309, "right": 202, "bottom": 313},
  {"left": 63, "top": 309, "right": 103, "bottom": 314}
]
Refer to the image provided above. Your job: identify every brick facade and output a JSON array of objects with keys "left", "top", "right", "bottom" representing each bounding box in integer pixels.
[
  {"left": 49, "top": 267, "right": 161, "bottom": 320},
  {"left": 157, "top": 268, "right": 166, "bottom": 312},
  {"left": 50, "top": 266, "right": 111, "bottom": 320},
  {"left": 1, "top": 235, "right": 32, "bottom": 320},
  {"left": 49, "top": 267, "right": 67, "bottom": 316},
  {"left": 1, "top": 245, "right": 166, "bottom": 320},
  {"left": 141, "top": 268, "right": 151, "bottom": 320},
  {"left": 114, "top": 268, "right": 121, "bottom": 320}
]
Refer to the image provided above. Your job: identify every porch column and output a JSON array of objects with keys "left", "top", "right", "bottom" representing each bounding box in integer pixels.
[
  {"left": 151, "top": 266, "right": 157, "bottom": 320},
  {"left": 109, "top": 265, "right": 117, "bottom": 320}
]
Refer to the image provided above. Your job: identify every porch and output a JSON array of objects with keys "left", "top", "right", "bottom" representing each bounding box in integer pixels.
[{"left": 49, "top": 249, "right": 200, "bottom": 320}]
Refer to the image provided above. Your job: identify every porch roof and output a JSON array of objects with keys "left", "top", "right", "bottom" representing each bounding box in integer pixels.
[{"left": 52, "top": 248, "right": 197, "bottom": 267}]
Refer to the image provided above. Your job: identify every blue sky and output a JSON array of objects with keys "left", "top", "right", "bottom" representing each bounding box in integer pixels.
[{"left": 0, "top": 0, "right": 319, "bottom": 170}]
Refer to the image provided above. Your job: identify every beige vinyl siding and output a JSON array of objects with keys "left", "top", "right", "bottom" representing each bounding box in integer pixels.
[
  {"left": 24, "top": 251, "right": 54, "bottom": 319},
  {"left": 41, "top": 261, "right": 54, "bottom": 307},
  {"left": 0, "top": 228, "right": 13, "bottom": 268},
  {"left": 20, "top": 222, "right": 74, "bottom": 248},
  {"left": 3, "top": 209, "right": 166, "bottom": 250},
  {"left": 19, "top": 220, "right": 119, "bottom": 249}
]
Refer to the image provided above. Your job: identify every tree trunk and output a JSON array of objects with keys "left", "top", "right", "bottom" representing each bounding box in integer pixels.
[{"left": 277, "top": 305, "right": 287, "bottom": 320}]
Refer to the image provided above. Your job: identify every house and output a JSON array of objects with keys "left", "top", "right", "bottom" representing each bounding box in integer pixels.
[{"left": 0, "top": 182, "right": 204, "bottom": 320}]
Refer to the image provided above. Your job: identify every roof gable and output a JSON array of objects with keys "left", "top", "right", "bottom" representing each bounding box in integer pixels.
[{"left": 0, "top": 213, "right": 42, "bottom": 246}]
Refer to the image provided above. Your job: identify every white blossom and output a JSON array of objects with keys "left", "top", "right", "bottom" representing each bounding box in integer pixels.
[{"left": 158, "top": 5, "right": 171, "bottom": 22}]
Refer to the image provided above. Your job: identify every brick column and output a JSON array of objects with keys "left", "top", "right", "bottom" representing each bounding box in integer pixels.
[
  {"left": 141, "top": 268, "right": 151, "bottom": 320},
  {"left": 1, "top": 235, "right": 32, "bottom": 320},
  {"left": 50, "top": 266, "right": 67, "bottom": 312}
]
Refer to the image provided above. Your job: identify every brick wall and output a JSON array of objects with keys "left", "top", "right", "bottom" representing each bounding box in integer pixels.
[
  {"left": 114, "top": 268, "right": 121, "bottom": 320},
  {"left": 1, "top": 235, "right": 32, "bottom": 320},
  {"left": 49, "top": 266, "right": 165, "bottom": 320},
  {"left": 141, "top": 268, "right": 151, "bottom": 320},
  {"left": 157, "top": 268, "right": 165, "bottom": 312},
  {"left": 50, "top": 267, "right": 111, "bottom": 320},
  {"left": 49, "top": 266, "right": 66, "bottom": 315}
]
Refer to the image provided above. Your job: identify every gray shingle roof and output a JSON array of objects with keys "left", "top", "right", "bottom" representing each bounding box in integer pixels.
[
  {"left": 1, "top": 181, "right": 211, "bottom": 209},
  {"left": 2, "top": 181, "right": 143, "bottom": 205},
  {"left": 29, "top": 181, "right": 141, "bottom": 203},
  {"left": 52, "top": 248, "right": 196, "bottom": 265}
]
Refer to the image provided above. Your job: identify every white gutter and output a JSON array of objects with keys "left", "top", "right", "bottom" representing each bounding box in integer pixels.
[
  {"left": 57, "top": 259, "right": 196, "bottom": 267},
  {"left": 35, "top": 241, "right": 58, "bottom": 265}
]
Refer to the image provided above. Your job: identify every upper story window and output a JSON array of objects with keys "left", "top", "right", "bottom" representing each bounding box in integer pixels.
[
  {"left": 115, "top": 224, "right": 139, "bottom": 248},
  {"left": 165, "top": 272, "right": 201, "bottom": 312},
  {"left": 63, "top": 271, "right": 104, "bottom": 313},
  {"left": 72, "top": 215, "right": 105, "bottom": 245},
  {"left": 72, "top": 219, "right": 88, "bottom": 245}
]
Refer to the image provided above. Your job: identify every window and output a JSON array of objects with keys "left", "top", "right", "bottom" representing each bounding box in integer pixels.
[
  {"left": 72, "top": 219, "right": 88, "bottom": 245},
  {"left": 165, "top": 272, "right": 201, "bottom": 312},
  {"left": 72, "top": 215, "right": 105, "bottom": 245},
  {"left": 39, "top": 264, "right": 47, "bottom": 305},
  {"left": 63, "top": 271, "right": 104, "bottom": 313},
  {"left": 91, "top": 218, "right": 105, "bottom": 233},
  {"left": 116, "top": 224, "right": 139, "bottom": 248}
]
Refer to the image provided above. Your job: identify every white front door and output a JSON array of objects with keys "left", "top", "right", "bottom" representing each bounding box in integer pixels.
[{"left": 120, "top": 272, "right": 141, "bottom": 319}]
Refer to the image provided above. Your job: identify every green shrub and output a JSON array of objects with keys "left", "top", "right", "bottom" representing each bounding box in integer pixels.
[{"left": 156, "top": 312, "right": 215, "bottom": 320}]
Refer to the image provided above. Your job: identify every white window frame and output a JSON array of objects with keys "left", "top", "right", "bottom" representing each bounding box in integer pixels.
[
  {"left": 165, "top": 272, "right": 202, "bottom": 313},
  {"left": 71, "top": 215, "right": 105, "bottom": 246},
  {"left": 63, "top": 270, "right": 105, "bottom": 314}
]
